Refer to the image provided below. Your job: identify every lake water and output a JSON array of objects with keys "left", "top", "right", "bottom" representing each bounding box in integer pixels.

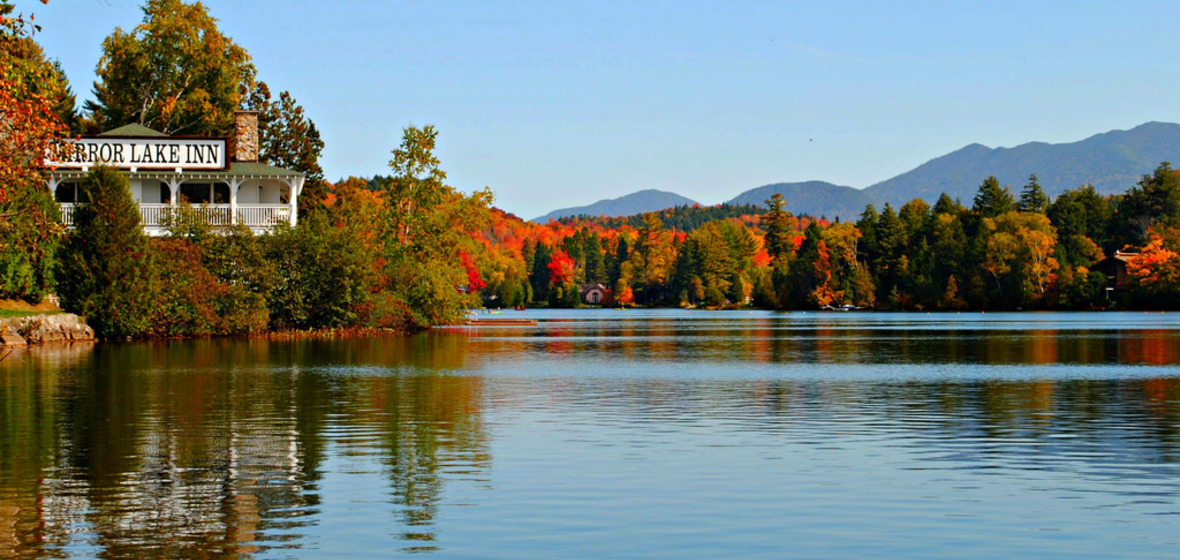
[{"left": 2, "top": 310, "right": 1179, "bottom": 558}]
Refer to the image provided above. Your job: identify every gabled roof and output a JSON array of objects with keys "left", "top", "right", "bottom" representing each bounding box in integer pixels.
[{"left": 99, "top": 123, "right": 168, "bottom": 137}]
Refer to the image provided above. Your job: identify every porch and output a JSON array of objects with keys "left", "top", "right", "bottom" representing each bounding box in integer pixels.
[
  {"left": 49, "top": 162, "right": 305, "bottom": 236},
  {"left": 58, "top": 202, "right": 294, "bottom": 235}
]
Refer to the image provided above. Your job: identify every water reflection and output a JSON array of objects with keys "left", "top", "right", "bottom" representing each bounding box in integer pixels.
[
  {"left": 0, "top": 339, "right": 487, "bottom": 558},
  {"left": 461, "top": 312, "right": 1180, "bottom": 366},
  {"left": 0, "top": 313, "right": 1178, "bottom": 558}
]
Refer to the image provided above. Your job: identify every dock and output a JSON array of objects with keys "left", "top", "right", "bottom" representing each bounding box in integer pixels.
[{"left": 464, "top": 318, "right": 538, "bottom": 326}]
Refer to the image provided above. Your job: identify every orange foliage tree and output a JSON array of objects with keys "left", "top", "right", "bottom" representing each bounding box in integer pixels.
[
  {"left": 0, "top": 2, "right": 68, "bottom": 300},
  {"left": 1126, "top": 226, "right": 1180, "bottom": 306}
]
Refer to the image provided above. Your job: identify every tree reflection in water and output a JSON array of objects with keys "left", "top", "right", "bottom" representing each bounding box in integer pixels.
[
  {"left": 0, "top": 315, "right": 1179, "bottom": 557},
  {"left": 0, "top": 333, "right": 488, "bottom": 557}
]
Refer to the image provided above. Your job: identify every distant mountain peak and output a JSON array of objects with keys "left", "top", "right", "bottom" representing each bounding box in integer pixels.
[
  {"left": 531, "top": 189, "right": 698, "bottom": 223},
  {"left": 864, "top": 121, "right": 1180, "bottom": 205},
  {"left": 525, "top": 121, "right": 1180, "bottom": 225},
  {"left": 725, "top": 180, "right": 872, "bottom": 221}
]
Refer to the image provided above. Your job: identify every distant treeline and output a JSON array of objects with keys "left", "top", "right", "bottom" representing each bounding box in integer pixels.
[
  {"left": 556, "top": 203, "right": 764, "bottom": 232},
  {"left": 480, "top": 167, "right": 1180, "bottom": 311}
]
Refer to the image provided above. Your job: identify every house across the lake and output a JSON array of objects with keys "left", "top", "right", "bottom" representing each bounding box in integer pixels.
[
  {"left": 46, "top": 111, "right": 304, "bottom": 236},
  {"left": 1093, "top": 250, "right": 1140, "bottom": 299},
  {"left": 579, "top": 283, "right": 607, "bottom": 305}
]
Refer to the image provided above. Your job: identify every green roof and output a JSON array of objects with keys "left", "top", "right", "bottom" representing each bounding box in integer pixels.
[
  {"left": 226, "top": 162, "right": 303, "bottom": 177},
  {"left": 99, "top": 123, "right": 168, "bottom": 137},
  {"left": 50, "top": 162, "right": 303, "bottom": 181}
]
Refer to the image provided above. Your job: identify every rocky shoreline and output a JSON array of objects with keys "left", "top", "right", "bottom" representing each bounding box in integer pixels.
[{"left": 0, "top": 314, "right": 96, "bottom": 346}]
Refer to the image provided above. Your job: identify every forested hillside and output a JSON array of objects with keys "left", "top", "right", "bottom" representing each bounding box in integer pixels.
[
  {"left": 865, "top": 122, "right": 1180, "bottom": 205},
  {"left": 465, "top": 168, "right": 1180, "bottom": 311},
  {"left": 531, "top": 189, "right": 698, "bottom": 223},
  {"left": 726, "top": 181, "right": 873, "bottom": 221}
]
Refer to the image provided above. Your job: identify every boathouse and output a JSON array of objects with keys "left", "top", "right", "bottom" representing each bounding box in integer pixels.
[
  {"left": 1093, "top": 250, "right": 1140, "bottom": 298},
  {"left": 579, "top": 283, "right": 607, "bottom": 305},
  {"left": 46, "top": 111, "right": 304, "bottom": 235}
]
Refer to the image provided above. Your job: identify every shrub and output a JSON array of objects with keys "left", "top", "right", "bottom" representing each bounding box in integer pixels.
[
  {"left": 264, "top": 214, "right": 383, "bottom": 330},
  {"left": 0, "top": 171, "right": 61, "bottom": 302},
  {"left": 57, "top": 166, "right": 155, "bottom": 338}
]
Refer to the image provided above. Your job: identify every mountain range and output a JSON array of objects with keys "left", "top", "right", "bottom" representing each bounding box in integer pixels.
[
  {"left": 531, "top": 189, "right": 699, "bottom": 224},
  {"left": 530, "top": 122, "right": 1180, "bottom": 222}
]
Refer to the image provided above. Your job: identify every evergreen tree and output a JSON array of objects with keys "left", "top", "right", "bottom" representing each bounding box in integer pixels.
[
  {"left": 1112, "top": 162, "right": 1180, "bottom": 248},
  {"left": 669, "top": 238, "right": 698, "bottom": 305},
  {"left": 1017, "top": 174, "right": 1050, "bottom": 214},
  {"left": 608, "top": 236, "right": 629, "bottom": 287},
  {"left": 57, "top": 166, "right": 155, "bottom": 337},
  {"left": 521, "top": 238, "right": 535, "bottom": 276},
  {"left": 972, "top": 176, "right": 1016, "bottom": 218},
  {"left": 855, "top": 204, "right": 880, "bottom": 274},
  {"left": 751, "top": 268, "right": 778, "bottom": 308},
  {"left": 932, "top": 193, "right": 964, "bottom": 216},
  {"left": 246, "top": 82, "right": 328, "bottom": 218},
  {"left": 529, "top": 243, "right": 552, "bottom": 302},
  {"left": 763, "top": 193, "right": 793, "bottom": 263},
  {"left": 727, "top": 270, "right": 745, "bottom": 305},
  {"left": 872, "top": 203, "right": 907, "bottom": 302},
  {"left": 583, "top": 232, "right": 607, "bottom": 284}
]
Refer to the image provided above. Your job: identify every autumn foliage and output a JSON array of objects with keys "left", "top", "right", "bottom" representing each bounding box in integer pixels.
[
  {"left": 0, "top": 4, "right": 68, "bottom": 301},
  {"left": 20, "top": 0, "right": 1180, "bottom": 327}
]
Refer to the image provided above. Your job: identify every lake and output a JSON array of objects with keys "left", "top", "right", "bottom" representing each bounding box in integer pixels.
[{"left": 2, "top": 310, "right": 1179, "bottom": 558}]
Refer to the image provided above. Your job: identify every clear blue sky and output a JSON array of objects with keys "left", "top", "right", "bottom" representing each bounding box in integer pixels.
[{"left": 26, "top": 0, "right": 1180, "bottom": 219}]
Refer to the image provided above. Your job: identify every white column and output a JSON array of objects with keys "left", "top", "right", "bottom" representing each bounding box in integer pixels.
[
  {"left": 289, "top": 176, "right": 304, "bottom": 228},
  {"left": 229, "top": 177, "right": 241, "bottom": 226},
  {"left": 48, "top": 176, "right": 63, "bottom": 225},
  {"left": 168, "top": 177, "right": 181, "bottom": 206}
]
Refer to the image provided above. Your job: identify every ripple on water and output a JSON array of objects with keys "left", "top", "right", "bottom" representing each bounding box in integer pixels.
[{"left": 2, "top": 312, "right": 1180, "bottom": 558}]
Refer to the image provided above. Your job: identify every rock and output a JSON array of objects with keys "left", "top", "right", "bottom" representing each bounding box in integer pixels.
[
  {"left": 0, "top": 314, "right": 95, "bottom": 345},
  {"left": 0, "top": 327, "right": 26, "bottom": 346}
]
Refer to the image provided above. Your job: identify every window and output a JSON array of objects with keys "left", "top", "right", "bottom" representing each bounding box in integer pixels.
[
  {"left": 180, "top": 182, "right": 230, "bottom": 204},
  {"left": 180, "top": 183, "right": 209, "bottom": 204},
  {"left": 54, "top": 182, "right": 84, "bottom": 203},
  {"left": 157, "top": 181, "right": 172, "bottom": 204}
]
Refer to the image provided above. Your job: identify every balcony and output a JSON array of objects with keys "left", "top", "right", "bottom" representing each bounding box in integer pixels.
[{"left": 59, "top": 203, "right": 294, "bottom": 236}]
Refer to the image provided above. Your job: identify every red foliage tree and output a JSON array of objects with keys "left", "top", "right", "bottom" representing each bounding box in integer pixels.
[
  {"left": 459, "top": 250, "right": 485, "bottom": 293},
  {"left": 547, "top": 249, "right": 576, "bottom": 285}
]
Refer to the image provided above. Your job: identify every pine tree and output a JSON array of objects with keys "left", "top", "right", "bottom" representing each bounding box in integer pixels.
[
  {"left": 1018, "top": 174, "right": 1050, "bottom": 214},
  {"left": 57, "top": 166, "right": 155, "bottom": 337},
  {"left": 763, "top": 193, "right": 793, "bottom": 264},
  {"left": 973, "top": 176, "right": 1016, "bottom": 218},
  {"left": 529, "top": 243, "right": 552, "bottom": 302}
]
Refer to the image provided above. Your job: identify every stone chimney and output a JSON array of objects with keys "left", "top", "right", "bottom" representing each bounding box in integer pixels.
[{"left": 233, "top": 110, "right": 260, "bottom": 163}]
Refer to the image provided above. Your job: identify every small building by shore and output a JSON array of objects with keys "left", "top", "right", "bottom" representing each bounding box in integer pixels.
[
  {"left": 1093, "top": 250, "right": 1139, "bottom": 296},
  {"left": 579, "top": 283, "right": 607, "bottom": 305}
]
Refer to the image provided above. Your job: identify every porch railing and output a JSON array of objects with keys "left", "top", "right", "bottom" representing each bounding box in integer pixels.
[
  {"left": 60, "top": 203, "right": 75, "bottom": 226},
  {"left": 59, "top": 203, "right": 293, "bottom": 230},
  {"left": 235, "top": 204, "right": 291, "bottom": 227},
  {"left": 139, "top": 203, "right": 177, "bottom": 226}
]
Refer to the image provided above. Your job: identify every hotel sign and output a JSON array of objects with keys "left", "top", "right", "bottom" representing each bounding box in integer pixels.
[{"left": 45, "top": 137, "right": 229, "bottom": 170}]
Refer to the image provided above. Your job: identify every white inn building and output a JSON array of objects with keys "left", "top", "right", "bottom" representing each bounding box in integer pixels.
[{"left": 47, "top": 111, "right": 305, "bottom": 235}]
